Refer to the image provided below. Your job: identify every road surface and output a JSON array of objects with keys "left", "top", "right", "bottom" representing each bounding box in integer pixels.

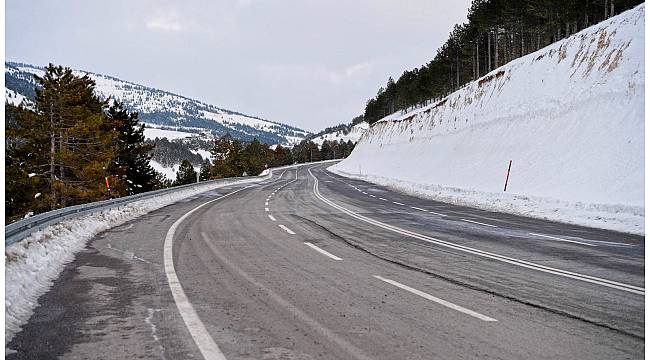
[{"left": 7, "top": 163, "right": 645, "bottom": 359}]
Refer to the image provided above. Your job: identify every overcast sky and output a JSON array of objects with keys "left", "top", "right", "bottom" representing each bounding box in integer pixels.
[{"left": 6, "top": 0, "right": 471, "bottom": 132}]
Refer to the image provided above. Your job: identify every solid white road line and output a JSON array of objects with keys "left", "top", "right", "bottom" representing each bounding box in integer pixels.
[
  {"left": 528, "top": 233, "right": 597, "bottom": 247},
  {"left": 304, "top": 242, "right": 343, "bottom": 260},
  {"left": 410, "top": 206, "right": 427, "bottom": 212},
  {"left": 164, "top": 186, "right": 254, "bottom": 360},
  {"left": 461, "top": 218, "right": 498, "bottom": 228},
  {"left": 268, "top": 214, "right": 276, "bottom": 221},
  {"left": 307, "top": 167, "right": 644, "bottom": 295},
  {"left": 265, "top": 207, "right": 269, "bottom": 212},
  {"left": 392, "top": 201, "right": 405, "bottom": 206},
  {"left": 373, "top": 276, "right": 497, "bottom": 322},
  {"left": 428, "top": 211, "right": 448, "bottom": 217},
  {"left": 279, "top": 224, "right": 296, "bottom": 235}
]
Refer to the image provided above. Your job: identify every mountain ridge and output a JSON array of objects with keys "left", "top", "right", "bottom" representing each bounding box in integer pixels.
[{"left": 5, "top": 61, "right": 310, "bottom": 146}]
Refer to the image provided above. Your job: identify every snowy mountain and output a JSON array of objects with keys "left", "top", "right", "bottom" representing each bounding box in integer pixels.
[
  {"left": 331, "top": 5, "right": 645, "bottom": 234},
  {"left": 311, "top": 121, "right": 369, "bottom": 146},
  {"left": 5, "top": 62, "right": 310, "bottom": 146}
]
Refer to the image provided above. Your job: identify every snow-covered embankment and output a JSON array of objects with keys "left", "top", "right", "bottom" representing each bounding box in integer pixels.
[{"left": 331, "top": 5, "right": 644, "bottom": 234}]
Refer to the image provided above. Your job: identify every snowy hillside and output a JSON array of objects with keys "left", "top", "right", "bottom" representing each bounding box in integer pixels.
[
  {"left": 331, "top": 5, "right": 645, "bottom": 234},
  {"left": 312, "top": 122, "right": 369, "bottom": 146},
  {"left": 5, "top": 62, "right": 309, "bottom": 146}
]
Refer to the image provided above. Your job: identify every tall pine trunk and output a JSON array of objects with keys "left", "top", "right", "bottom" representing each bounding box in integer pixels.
[
  {"left": 50, "top": 103, "right": 56, "bottom": 210},
  {"left": 487, "top": 33, "right": 491, "bottom": 71},
  {"left": 494, "top": 30, "right": 499, "bottom": 69}
]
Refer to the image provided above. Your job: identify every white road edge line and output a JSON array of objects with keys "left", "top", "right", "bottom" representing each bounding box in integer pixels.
[
  {"left": 374, "top": 276, "right": 497, "bottom": 322},
  {"left": 304, "top": 242, "right": 343, "bottom": 260},
  {"left": 279, "top": 224, "right": 296, "bottom": 235},
  {"left": 268, "top": 214, "right": 276, "bottom": 221},
  {"left": 307, "top": 167, "right": 644, "bottom": 295},
  {"left": 461, "top": 218, "right": 498, "bottom": 228},
  {"left": 528, "top": 233, "right": 597, "bottom": 247},
  {"left": 164, "top": 186, "right": 254, "bottom": 360}
]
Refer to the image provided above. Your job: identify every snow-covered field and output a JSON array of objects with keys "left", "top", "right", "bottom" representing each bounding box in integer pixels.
[
  {"left": 143, "top": 127, "right": 196, "bottom": 141},
  {"left": 331, "top": 5, "right": 644, "bottom": 235},
  {"left": 150, "top": 160, "right": 203, "bottom": 182},
  {"left": 5, "top": 88, "right": 30, "bottom": 107},
  {"left": 5, "top": 172, "right": 272, "bottom": 347},
  {"left": 312, "top": 122, "right": 369, "bottom": 146}
]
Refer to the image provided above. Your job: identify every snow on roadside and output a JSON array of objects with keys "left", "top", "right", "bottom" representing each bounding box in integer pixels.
[
  {"left": 331, "top": 5, "right": 644, "bottom": 235},
  {"left": 329, "top": 169, "right": 644, "bottom": 235},
  {"left": 5, "top": 173, "right": 270, "bottom": 346}
]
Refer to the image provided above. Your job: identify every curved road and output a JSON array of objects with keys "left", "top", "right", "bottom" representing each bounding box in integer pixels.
[{"left": 8, "top": 163, "right": 644, "bottom": 359}]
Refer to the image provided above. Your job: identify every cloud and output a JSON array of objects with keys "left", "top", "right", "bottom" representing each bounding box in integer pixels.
[
  {"left": 258, "top": 62, "right": 373, "bottom": 85},
  {"left": 146, "top": 12, "right": 183, "bottom": 32},
  {"left": 237, "top": 0, "right": 253, "bottom": 8},
  {"left": 344, "top": 62, "right": 373, "bottom": 77}
]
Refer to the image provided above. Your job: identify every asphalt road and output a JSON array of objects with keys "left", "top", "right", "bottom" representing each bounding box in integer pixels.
[{"left": 7, "top": 162, "right": 645, "bottom": 359}]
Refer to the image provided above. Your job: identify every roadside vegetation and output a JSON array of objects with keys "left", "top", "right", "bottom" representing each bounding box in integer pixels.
[{"left": 5, "top": 65, "right": 356, "bottom": 223}]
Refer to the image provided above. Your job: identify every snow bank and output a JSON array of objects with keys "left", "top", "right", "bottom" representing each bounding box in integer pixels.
[
  {"left": 5, "top": 173, "right": 270, "bottom": 346},
  {"left": 331, "top": 5, "right": 644, "bottom": 235}
]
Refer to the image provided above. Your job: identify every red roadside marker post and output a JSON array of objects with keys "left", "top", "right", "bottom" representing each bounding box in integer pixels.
[
  {"left": 105, "top": 177, "right": 112, "bottom": 197},
  {"left": 504, "top": 160, "right": 512, "bottom": 191}
]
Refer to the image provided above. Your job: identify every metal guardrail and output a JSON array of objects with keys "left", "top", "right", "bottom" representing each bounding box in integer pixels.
[
  {"left": 4, "top": 160, "right": 341, "bottom": 247},
  {"left": 4, "top": 174, "right": 262, "bottom": 247}
]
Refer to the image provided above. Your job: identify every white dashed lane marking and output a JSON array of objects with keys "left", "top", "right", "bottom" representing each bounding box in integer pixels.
[
  {"left": 374, "top": 276, "right": 497, "bottom": 322},
  {"left": 461, "top": 219, "right": 498, "bottom": 228},
  {"left": 392, "top": 201, "right": 405, "bottom": 206},
  {"left": 268, "top": 214, "right": 276, "bottom": 221},
  {"left": 279, "top": 224, "right": 296, "bottom": 235},
  {"left": 304, "top": 242, "right": 343, "bottom": 261},
  {"left": 528, "top": 232, "right": 596, "bottom": 247}
]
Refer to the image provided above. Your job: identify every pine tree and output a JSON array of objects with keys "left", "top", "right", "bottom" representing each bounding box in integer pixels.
[
  {"left": 243, "top": 138, "right": 268, "bottom": 175},
  {"left": 199, "top": 159, "right": 212, "bottom": 181},
  {"left": 174, "top": 160, "right": 197, "bottom": 185},
  {"left": 106, "top": 101, "right": 156, "bottom": 195},
  {"left": 13, "top": 64, "right": 118, "bottom": 210},
  {"left": 210, "top": 135, "right": 237, "bottom": 178}
]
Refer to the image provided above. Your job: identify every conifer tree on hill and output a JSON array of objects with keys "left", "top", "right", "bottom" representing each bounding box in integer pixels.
[
  {"left": 106, "top": 101, "right": 156, "bottom": 195},
  {"left": 199, "top": 159, "right": 212, "bottom": 181},
  {"left": 175, "top": 160, "right": 197, "bottom": 186},
  {"left": 30, "top": 64, "right": 117, "bottom": 208}
]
